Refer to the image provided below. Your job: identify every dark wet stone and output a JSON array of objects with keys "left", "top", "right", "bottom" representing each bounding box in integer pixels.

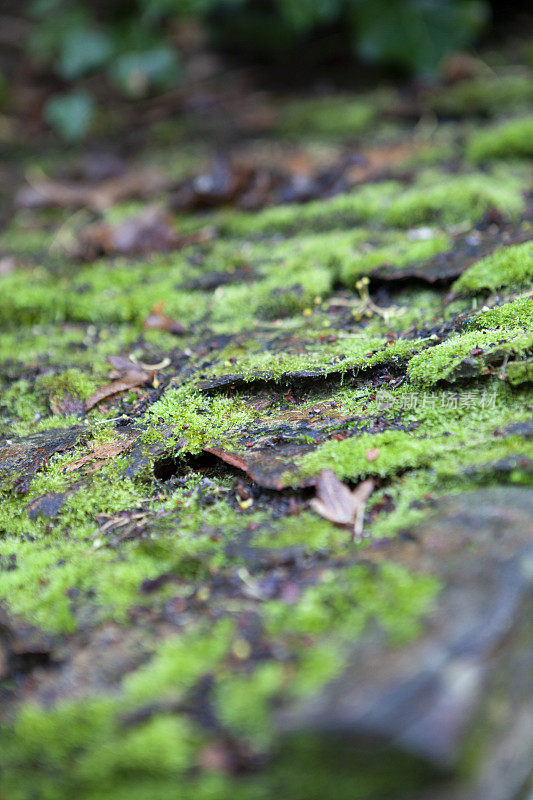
[
  {"left": 275, "top": 488, "right": 533, "bottom": 800},
  {"left": 496, "top": 419, "right": 533, "bottom": 439},
  {"left": 26, "top": 492, "right": 68, "bottom": 521},
  {"left": 463, "top": 454, "right": 533, "bottom": 480}
]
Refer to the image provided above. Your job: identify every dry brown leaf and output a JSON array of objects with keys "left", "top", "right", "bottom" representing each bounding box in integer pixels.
[
  {"left": 310, "top": 469, "right": 374, "bottom": 540},
  {"left": 65, "top": 435, "right": 137, "bottom": 473},
  {"left": 76, "top": 207, "right": 214, "bottom": 260},
  {"left": 143, "top": 301, "right": 187, "bottom": 335},
  {"left": 85, "top": 356, "right": 153, "bottom": 411},
  {"left": 77, "top": 206, "right": 179, "bottom": 259},
  {"left": 16, "top": 169, "right": 166, "bottom": 213}
]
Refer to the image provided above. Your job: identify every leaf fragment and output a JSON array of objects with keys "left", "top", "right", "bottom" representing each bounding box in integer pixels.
[
  {"left": 85, "top": 356, "right": 153, "bottom": 411},
  {"left": 310, "top": 469, "right": 375, "bottom": 540}
]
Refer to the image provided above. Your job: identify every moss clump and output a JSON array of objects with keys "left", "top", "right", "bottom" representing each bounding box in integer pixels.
[
  {"left": 407, "top": 328, "right": 533, "bottom": 385},
  {"left": 430, "top": 72, "right": 533, "bottom": 116},
  {"left": 467, "top": 296, "right": 533, "bottom": 330},
  {"left": 294, "top": 429, "right": 441, "bottom": 483},
  {"left": 219, "top": 182, "right": 401, "bottom": 237},
  {"left": 277, "top": 96, "right": 375, "bottom": 138},
  {"left": 144, "top": 386, "right": 255, "bottom": 453},
  {"left": 506, "top": 357, "right": 533, "bottom": 386},
  {"left": 383, "top": 173, "right": 525, "bottom": 227},
  {"left": 453, "top": 241, "right": 533, "bottom": 293},
  {"left": 467, "top": 116, "right": 533, "bottom": 161},
  {"left": 0, "top": 556, "right": 438, "bottom": 799},
  {"left": 204, "top": 335, "right": 425, "bottom": 383},
  {"left": 339, "top": 234, "right": 449, "bottom": 285}
]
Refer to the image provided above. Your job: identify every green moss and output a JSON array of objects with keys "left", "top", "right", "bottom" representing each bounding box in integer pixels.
[
  {"left": 143, "top": 386, "right": 255, "bottom": 454},
  {"left": 384, "top": 173, "right": 525, "bottom": 227},
  {"left": 277, "top": 96, "right": 375, "bottom": 138},
  {"left": 506, "top": 357, "right": 533, "bottom": 386},
  {"left": 204, "top": 334, "right": 425, "bottom": 383},
  {"left": 293, "top": 380, "right": 532, "bottom": 484},
  {"left": 339, "top": 234, "right": 449, "bottom": 285},
  {"left": 253, "top": 513, "right": 349, "bottom": 551},
  {"left": 219, "top": 182, "right": 401, "bottom": 237},
  {"left": 3, "top": 64, "right": 533, "bottom": 800},
  {"left": 407, "top": 328, "right": 533, "bottom": 385},
  {"left": 294, "top": 429, "right": 441, "bottom": 483},
  {"left": 0, "top": 553, "right": 438, "bottom": 799},
  {"left": 467, "top": 116, "right": 533, "bottom": 161},
  {"left": 453, "top": 241, "right": 533, "bottom": 293},
  {"left": 467, "top": 296, "right": 533, "bottom": 329},
  {"left": 430, "top": 72, "right": 533, "bottom": 116},
  {"left": 0, "top": 623, "right": 234, "bottom": 800}
]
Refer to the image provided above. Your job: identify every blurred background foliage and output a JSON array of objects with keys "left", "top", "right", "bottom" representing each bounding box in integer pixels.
[{"left": 19, "top": 0, "right": 493, "bottom": 138}]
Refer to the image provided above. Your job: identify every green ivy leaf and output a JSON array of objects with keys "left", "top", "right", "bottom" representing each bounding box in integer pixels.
[
  {"left": 44, "top": 90, "right": 95, "bottom": 141},
  {"left": 349, "top": 0, "right": 488, "bottom": 74},
  {"left": 109, "top": 46, "right": 182, "bottom": 97},
  {"left": 57, "top": 28, "right": 112, "bottom": 80}
]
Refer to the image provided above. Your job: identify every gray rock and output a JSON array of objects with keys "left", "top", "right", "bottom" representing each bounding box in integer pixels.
[{"left": 275, "top": 488, "right": 533, "bottom": 800}]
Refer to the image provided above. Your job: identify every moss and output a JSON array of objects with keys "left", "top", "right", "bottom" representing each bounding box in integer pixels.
[
  {"left": 204, "top": 334, "right": 425, "bottom": 384},
  {"left": 467, "top": 116, "right": 533, "bottom": 162},
  {"left": 3, "top": 64, "right": 533, "bottom": 800},
  {"left": 293, "top": 380, "right": 532, "bottom": 483},
  {"left": 219, "top": 182, "right": 401, "bottom": 237},
  {"left": 407, "top": 328, "right": 533, "bottom": 385},
  {"left": 384, "top": 172, "right": 525, "bottom": 227},
  {"left": 467, "top": 296, "right": 533, "bottom": 330},
  {"left": 453, "top": 241, "right": 533, "bottom": 293},
  {"left": 0, "top": 555, "right": 437, "bottom": 799},
  {"left": 430, "top": 72, "right": 533, "bottom": 116},
  {"left": 506, "top": 357, "right": 533, "bottom": 386},
  {"left": 253, "top": 513, "right": 349, "bottom": 551},
  {"left": 293, "top": 428, "right": 442, "bottom": 483},
  {"left": 339, "top": 234, "right": 449, "bottom": 286},
  {"left": 143, "top": 386, "right": 255, "bottom": 454},
  {"left": 277, "top": 96, "right": 375, "bottom": 138}
]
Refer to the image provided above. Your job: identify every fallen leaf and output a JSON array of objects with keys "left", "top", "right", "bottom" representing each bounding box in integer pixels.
[
  {"left": 16, "top": 168, "right": 166, "bottom": 212},
  {"left": 365, "top": 448, "right": 380, "bottom": 462},
  {"left": 85, "top": 356, "right": 153, "bottom": 411},
  {"left": 143, "top": 301, "right": 187, "bottom": 335},
  {"left": 77, "top": 206, "right": 179, "bottom": 259},
  {"left": 77, "top": 206, "right": 214, "bottom": 260},
  {"left": 65, "top": 435, "right": 137, "bottom": 473},
  {"left": 310, "top": 469, "right": 374, "bottom": 540}
]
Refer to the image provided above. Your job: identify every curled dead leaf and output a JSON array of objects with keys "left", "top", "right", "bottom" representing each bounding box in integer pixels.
[
  {"left": 85, "top": 356, "right": 153, "bottom": 411},
  {"left": 310, "top": 469, "right": 374, "bottom": 540},
  {"left": 143, "top": 301, "right": 187, "bottom": 335},
  {"left": 76, "top": 206, "right": 214, "bottom": 260},
  {"left": 16, "top": 168, "right": 166, "bottom": 213}
]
